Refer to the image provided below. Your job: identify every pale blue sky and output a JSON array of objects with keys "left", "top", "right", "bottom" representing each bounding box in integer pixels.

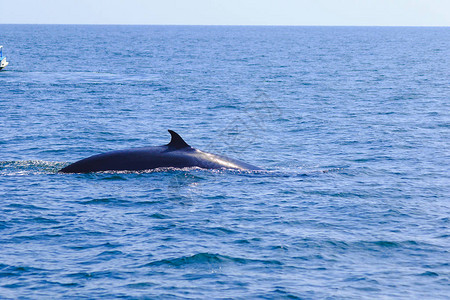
[{"left": 0, "top": 0, "right": 449, "bottom": 26}]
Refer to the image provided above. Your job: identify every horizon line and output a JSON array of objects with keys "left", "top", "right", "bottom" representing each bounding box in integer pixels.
[{"left": 0, "top": 23, "right": 449, "bottom": 28}]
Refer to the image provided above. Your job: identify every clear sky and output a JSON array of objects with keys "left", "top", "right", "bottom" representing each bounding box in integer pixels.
[{"left": 0, "top": 0, "right": 449, "bottom": 26}]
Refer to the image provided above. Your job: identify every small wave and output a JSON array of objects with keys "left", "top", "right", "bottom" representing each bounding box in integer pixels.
[
  {"left": 98, "top": 174, "right": 129, "bottom": 181},
  {"left": 97, "top": 250, "right": 124, "bottom": 257},
  {"left": 27, "top": 217, "right": 60, "bottom": 224},
  {"left": 57, "top": 166, "right": 266, "bottom": 177},
  {"left": 65, "top": 270, "right": 122, "bottom": 280},
  {"left": 149, "top": 213, "right": 171, "bottom": 219},
  {"left": 357, "top": 240, "right": 421, "bottom": 250},
  {"left": 121, "top": 166, "right": 263, "bottom": 175},
  {"left": 0, "top": 160, "right": 65, "bottom": 175},
  {"left": 0, "top": 264, "right": 45, "bottom": 278},
  {"left": 419, "top": 271, "right": 439, "bottom": 277},
  {"left": 65, "top": 242, "right": 121, "bottom": 251},
  {"left": 6, "top": 203, "right": 48, "bottom": 210},
  {"left": 292, "top": 239, "right": 428, "bottom": 254},
  {"left": 80, "top": 197, "right": 120, "bottom": 205},
  {"left": 124, "top": 282, "right": 156, "bottom": 289},
  {"left": 145, "top": 253, "right": 282, "bottom": 268},
  {"left": 0, "top": 161, "right": 257, "bottom": 176},
  {"left": 0, "top": 160, "right": 342, "bottom": 178},
  {"left": 250, "top": 166, "right": 345, "bottom": 178}
]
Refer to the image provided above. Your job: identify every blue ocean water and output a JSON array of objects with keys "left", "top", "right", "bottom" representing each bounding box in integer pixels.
[{"left": 0, "top": 25, "right": 449, "bottom": 298}]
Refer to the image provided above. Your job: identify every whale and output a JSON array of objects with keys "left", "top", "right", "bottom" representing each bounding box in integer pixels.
[{"left": 59, "top": 130, "right": 261, "bottom": 173}]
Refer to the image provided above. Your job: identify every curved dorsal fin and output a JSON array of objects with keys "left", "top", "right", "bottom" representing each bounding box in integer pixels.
[{"left": 166, "top": 130, "right": 190, "bottom": 149}]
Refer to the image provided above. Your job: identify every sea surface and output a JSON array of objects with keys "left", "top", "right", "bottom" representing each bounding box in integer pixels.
[{"left": 0, "top": 25, "right": 449, "bottom": 299}]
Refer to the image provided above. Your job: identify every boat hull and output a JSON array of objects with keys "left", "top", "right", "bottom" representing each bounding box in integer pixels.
[{"left": 0, "top": 57, "right": 8, "bottom": 70}]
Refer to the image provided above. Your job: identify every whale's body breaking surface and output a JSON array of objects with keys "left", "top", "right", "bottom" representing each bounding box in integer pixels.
[{"left": 59, "top": 130, "right": 260, "bottom": 173}]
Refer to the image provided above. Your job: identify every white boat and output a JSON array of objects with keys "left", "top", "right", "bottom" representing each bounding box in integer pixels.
[{"left": 0, "top": 46, "right": 9, "bottom": 70}]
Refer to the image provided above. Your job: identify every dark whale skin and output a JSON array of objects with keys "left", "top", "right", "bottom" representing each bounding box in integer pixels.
[{"left": 59, "top": 130, "right": 260, "bottom": 173}]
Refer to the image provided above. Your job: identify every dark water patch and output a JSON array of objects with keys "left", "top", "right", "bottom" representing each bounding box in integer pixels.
[
  {"left": 149, "top": 213, "right": 171, "bottom": 219},
  {"left": 418, "top": 271, "right": 439, "bottom": 277},
  {"left": 205, "top": 195, "right": 227, "bottom": 200},
  {"left": 31, "top": 216, "right": 60, "bottom": 224},
  {"left": 233, "top": 239, "right": 251, "bottom": 245},
  {"left": 303, "top": 189, "right": 371, "bottom": 199},
  {"left": 64, "top": 242, "right": 121, "bottom": 251},
  {"left": 324, "top": 240, "right": 350, "bottom": 250},
  {"left": 181, "top": 272, "right": 223, "bottom": 281},
  {"left": 290, "top": 238, "right": 432, "bottom": 255},
  {"left": 27, "top": 280, "right": 80, "bottom": 289},
  {"left": 79, "top": 197, "right": 128, "bottom": 205},
  {"left": 0, "top": 221, "right": 9, "bottom": 230},
  {"left": 8, "top": 233, "right": 63, "bottom": 242},
  {"left": 0, "top": 265, "right": 45, "bottom": 277},
  {"left": 207, "top": 226, "right": 237, "bottom": 235},
  {"left": 98, "top": 174, "right": 128, "bottom": 181},
  {"left": 65, "top": 270, "right": 124, "bottom": 280},
  {"left": 354, "top": 240, "right": 431, "bottom": 252},
  {"left": 134, "top": 200, "right": 161, "bottom": 206},
  {"left": 152, "top": 224, "right": 177, "bottom": 231},
  {"left": 349, "top": 285, "right": 382, "bottom": 293},
  {"left": 97, "top": 250, "right": 124, "bottom": 257},
  {"left": 1, "top": 282, "right": 28, "bottom": 289},
  {"left": 270, "top": 245, "right": 289, "bottom": 251},
  {"left": 262, "top": 288, "right": 303, "bottom": 299},
  {"left": 196, "top": 226, "right": 238, "bottom": 237},
  {"left": 371, "top": 241, "right": 402, "bottom": 248},
  {"left": 124, "top": 282, "right": 156, "bottom": 289},
  {"left": 5, "top": 203, "right": 49, "bottom": 211}
]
